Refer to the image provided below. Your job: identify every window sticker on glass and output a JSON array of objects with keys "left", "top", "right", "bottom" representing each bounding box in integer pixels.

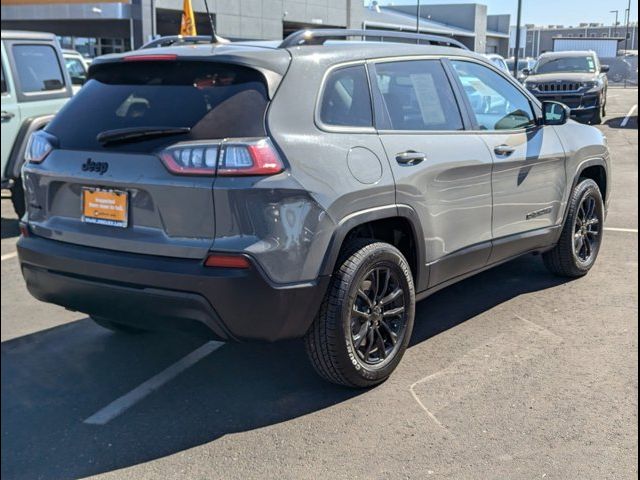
[{"left": 410, "top": 74, "right": 446, "bottom": 125}]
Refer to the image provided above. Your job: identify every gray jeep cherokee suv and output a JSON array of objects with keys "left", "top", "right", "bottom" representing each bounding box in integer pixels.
[{"left": 17, "top": 30, "right": 610, "bottom": 388}]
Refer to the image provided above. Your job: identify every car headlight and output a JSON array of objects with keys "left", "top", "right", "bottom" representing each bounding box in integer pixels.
[
  {"left": 583, "top": 79, "right": 603, "bottom": 89},
  {"left": 525, "top": 82, "right": 537, "bottom": 90}
]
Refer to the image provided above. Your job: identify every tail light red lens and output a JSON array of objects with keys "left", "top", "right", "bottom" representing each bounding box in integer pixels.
[
  {"left": 159, "top": 138, "right": 284, "bottom": 177},
  {"left": 159, "top": 145, "right": 219, "bottom": 175},
  {"left": 204, "top": 253, "right": 251, "bottom": 269}
]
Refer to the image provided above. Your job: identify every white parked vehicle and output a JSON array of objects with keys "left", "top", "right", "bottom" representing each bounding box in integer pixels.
[
  {"left": 483, "top": 53, "right": 510, "bottom": 74},
  {"left": 62, "top": 49, "right": 89, "bottom": 94}
]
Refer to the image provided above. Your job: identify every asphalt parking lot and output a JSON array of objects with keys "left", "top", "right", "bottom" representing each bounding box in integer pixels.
[{"left": 1, "top": 88, "right": 637, "bottom": 480}]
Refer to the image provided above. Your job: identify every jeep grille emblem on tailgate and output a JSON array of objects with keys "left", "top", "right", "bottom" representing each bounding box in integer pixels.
[{"left": 82, "top": 158, "right": 109, "bottom": 175}]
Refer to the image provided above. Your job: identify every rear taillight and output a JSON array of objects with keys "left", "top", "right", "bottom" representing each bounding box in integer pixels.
[
  {"left": 25, "top": 130, "right": 56, "bottom": 164},
  {"left": 159, "top": 145, "right": 219, "bottom": 175},
  {"left": 159, "top": 138, "right": 284, "bottom": 177}
]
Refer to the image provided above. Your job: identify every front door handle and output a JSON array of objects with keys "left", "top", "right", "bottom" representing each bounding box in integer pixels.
[
  {"left": 395, "top": 150, "right": 426, "bottom": 166},
  {"left": 1, "top": 111, "right": 15, "bottom": 122},
  {"left": 494, "top": 144, "right": 516, "bottom": 156}
]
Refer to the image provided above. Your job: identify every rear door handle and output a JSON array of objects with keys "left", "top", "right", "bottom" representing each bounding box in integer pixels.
[
  {"left": 1, "top": 111, "right": 15, "bottom": 122},
  {"left": 494, "top": 144, "right": 516, "bottom": 156},
  {"left": 395, "top": 150, "right": 427, "bottom": 166}
]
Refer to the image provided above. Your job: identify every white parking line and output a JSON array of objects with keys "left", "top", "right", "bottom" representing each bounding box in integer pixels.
[
  {"left": 605, "top": 227, "right": 638, "bottom": 233},
  {"left": 1, "top": 252, "right": 17, "bottom": 262},
  {"left": 84, "top": 340, "right": 224, "bottom": 425},
  {"left": 621, "top": 104, "right": 637, "bottom": 127}
]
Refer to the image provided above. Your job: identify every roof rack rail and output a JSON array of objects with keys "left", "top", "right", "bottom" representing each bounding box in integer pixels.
[
  {"left": 140, "top": 35, "right": 230, "bottom": 49},
  {"left": 279, "top": 29, "right": 469, "bottom": 50}
]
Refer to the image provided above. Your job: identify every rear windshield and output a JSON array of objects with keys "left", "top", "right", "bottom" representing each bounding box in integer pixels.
[{"left": 46, "top": 60, "right": 268, "bottom": 152}]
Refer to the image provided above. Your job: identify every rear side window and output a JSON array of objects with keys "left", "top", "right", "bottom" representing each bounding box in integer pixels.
[
  {"left": 319, "top": 65, "right": 373, "bottom": 128},
  {"left": 46, "top": 61, "right": 268, "bottom": 151},
  {"left": 373, "top": 60, "right": 463, "bottom": 131},
  {"left": 13, "top": 45, "right": 65, "bottom": 93}
]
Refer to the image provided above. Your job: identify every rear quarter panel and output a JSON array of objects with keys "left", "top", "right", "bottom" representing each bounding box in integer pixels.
[{"left": 213, "top": 52, "right": 396, "bottom": 284}]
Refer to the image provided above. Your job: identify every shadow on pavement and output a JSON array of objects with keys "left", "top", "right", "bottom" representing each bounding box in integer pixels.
[
  {"left": 604, "top": 115, "right": 638, "bottom": 129},
  {"left": 410, "top": 254, "right": 569, "bottom": 345},
  {"left": 1, "top": 254, "right": 570, "bottom": 480},
  {"left": 1, "top": 217, "right": 20, "bottom": 239}
]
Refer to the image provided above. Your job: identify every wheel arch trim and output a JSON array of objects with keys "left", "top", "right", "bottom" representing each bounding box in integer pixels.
[{"left": 319, "top": 204, "right": 428, "bottom": 292}]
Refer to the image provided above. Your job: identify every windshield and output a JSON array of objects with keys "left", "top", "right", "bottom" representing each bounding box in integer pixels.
[
  {"left": 534, "top": 56, "right": 597, "bottom": 74},
  {"left": 46, "top": 60, "right": 268, "bottom": 152},
  {"left": 506, "top": 59, "right": 532, "bottom": 70}
]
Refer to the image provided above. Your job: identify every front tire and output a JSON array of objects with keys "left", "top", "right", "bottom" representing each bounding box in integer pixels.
[
  {"left": 305, "top": 240, "right": 415, "bottom": 388},
  {"left": 591, "top": 105, "right": 603, "bottom": 125},
  {"left": 543, "top": 179, "right": 604, "bottom": 277}
]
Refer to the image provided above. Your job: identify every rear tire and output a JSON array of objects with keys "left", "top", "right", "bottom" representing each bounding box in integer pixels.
[
  {"left": 543, "top": 179, "right": 604, "bottom": 278},
  {"left": 91, "top": 316, "right": 147, "bottom": 334},
  {"left": 305, "top": 240, "right": 415, "bottom": 388},
  {"left": 11, "top": 179, "right": 26, "bottom": 219}
]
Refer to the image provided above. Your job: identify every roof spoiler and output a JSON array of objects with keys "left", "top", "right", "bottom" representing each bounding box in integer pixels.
[
  {"left": 140, "top": 34, "right": 229, "bottom": 50},
  {"left": 279, "top": 29, "right": 469, "bottom": 50}
]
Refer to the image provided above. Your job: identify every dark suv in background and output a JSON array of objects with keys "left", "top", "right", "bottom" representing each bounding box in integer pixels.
[
  {"left": 523, "top": 50, "right": 609, "bottom": 124},
  {"left": 17, "top": 30, "right": 610, "bottom": 388}
]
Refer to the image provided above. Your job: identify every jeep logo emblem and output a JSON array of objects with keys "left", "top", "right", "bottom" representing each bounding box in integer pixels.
[{"left": 82, "top": 158, "right": 109, "bottom": 175}]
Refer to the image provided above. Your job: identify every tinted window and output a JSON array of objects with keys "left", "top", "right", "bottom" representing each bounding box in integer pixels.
[
  {"left": 13, "top": 45, "right": 65, "bottom": 93},
  {"left": 320, "top": 65, "right": 372, "bottom": 127},
  {"left": 47, "top": 61, "right": 268, "bottom": 152},
  {"left": 452, "top": 60, "right": 535, "bottom": 131},
  {"left": 374, "top": 60, "right": 463, "bottom": 131},
  {"left": 534, "top": 56, "right": 597, "bottom": 74}
]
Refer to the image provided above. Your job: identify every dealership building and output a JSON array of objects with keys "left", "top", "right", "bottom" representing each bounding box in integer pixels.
[
  {"left": 1, "top": 0, "right": 511, "bottom": 56},
  {"left": 511, "top": 22, "right": 639, "bottom": 58}
]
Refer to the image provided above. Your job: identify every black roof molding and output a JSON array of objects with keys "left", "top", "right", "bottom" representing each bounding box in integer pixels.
[{"left": 279, "top": 29, "right": 469, "bottom": 50}]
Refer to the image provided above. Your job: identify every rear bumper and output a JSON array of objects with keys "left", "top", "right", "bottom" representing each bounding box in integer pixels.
[{"left": 17, "top": 234, "right": 329, "bottom": 342}]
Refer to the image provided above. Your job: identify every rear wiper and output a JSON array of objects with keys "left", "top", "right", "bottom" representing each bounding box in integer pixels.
[{"left": 97, "top": 126, "right": 191, "bottom": 145}]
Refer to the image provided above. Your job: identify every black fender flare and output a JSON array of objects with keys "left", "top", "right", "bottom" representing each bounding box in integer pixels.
[
  {"left": 319, "top": 204, "right": 428, "bottom": 292},
  {"left": 562, "top": 156, "right": 609, "bottom": 227},
  {"left": 5, "top": 115, "right": 55, "bottom": 181}
]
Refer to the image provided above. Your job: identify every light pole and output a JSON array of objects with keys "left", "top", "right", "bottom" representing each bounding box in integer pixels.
[
  {"left": 610, "top": 10, "right": 619, "bottom": 37},
  {"left": 624, "top": 0, "right": 631, "bottom": 52},
  {"left": 416, "top": 0, "right": 420, "bottom": 34},
  {"left": 513, "top": 0, "right": 523, "bottom": 77}
]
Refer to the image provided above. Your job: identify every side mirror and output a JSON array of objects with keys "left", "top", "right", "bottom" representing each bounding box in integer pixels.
[
  {"left": 542, "top": 101, "right": 570, "bottom": 126},
  {"left": 521, "top": 68, "right": 531, "bottom": 76},
  {"left": 600, "top": 65, "right": 610, "bottom": 73}
]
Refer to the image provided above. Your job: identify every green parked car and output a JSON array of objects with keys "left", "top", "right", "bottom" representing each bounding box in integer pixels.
[{"left": 1, "top": 30, "right": 73, "bottom": 217}]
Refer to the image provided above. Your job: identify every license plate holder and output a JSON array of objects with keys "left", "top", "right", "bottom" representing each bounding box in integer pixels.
[{"left": 81, "top": 187, "right": 128, "bottom": 228}]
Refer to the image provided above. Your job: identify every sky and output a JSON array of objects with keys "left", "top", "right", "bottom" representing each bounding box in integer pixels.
[{"left": 375, "top": 0, "right": 638, "bottom": 27}]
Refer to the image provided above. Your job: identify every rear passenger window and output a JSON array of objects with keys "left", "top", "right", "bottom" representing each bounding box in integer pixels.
[
  {"left": 12, "top": 45, "right": 65, "bottom": 93},
  {"left": 373, "top": 60, "right": 463, "bottom": 131},
  {"left": 320, "top": 65, "right": 373, "bottom": 128}
]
